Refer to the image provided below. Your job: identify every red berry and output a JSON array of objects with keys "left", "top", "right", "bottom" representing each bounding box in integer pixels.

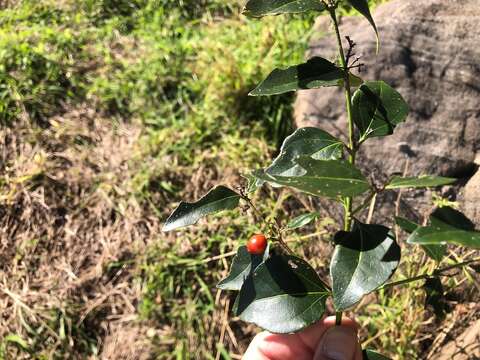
[{"left": 247, "top": 234, "right": 267, "bottom": 255}]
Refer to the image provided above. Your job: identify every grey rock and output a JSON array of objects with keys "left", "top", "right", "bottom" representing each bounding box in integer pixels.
[{"left": 294, "top": 0, "right": 480, "bottom": 224}]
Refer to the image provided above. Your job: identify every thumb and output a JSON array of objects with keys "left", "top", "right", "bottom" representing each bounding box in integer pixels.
[{"left": 313, "top": 325, "right": 362, "bottom": 360}]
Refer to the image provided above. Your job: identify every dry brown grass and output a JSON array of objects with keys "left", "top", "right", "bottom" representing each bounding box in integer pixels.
[{"left": 0, "top": 106, "right": 158, "bottom": 359}]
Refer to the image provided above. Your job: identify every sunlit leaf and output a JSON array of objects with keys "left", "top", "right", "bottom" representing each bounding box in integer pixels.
[
  {"left": 255, "top": 156, "right": 370, "bottom": 199},
  {"left": 163, "top": 186, "right": 240, "bottom": 231},
  {"left": 352, "top": 81, "right": 408, "bottom": 141},
  {"left": 331, "top": 221, "right": 401, "bottom": 310},
  {"left": 286, "top": 212, "right": 320, "bottom": 229},
  {"left": 395, "top": 216, "right": 446, "bottom": 261},
  {"left": 386, "top": 175, "right": 456, "bottom": 189},
  {"left": 243, "top": 0, "right": 326, "bottom": 17},
  {"left": 265, "top": 127, "right": 343, "bottom": 177},
  {"left": 407, "top": 207, "right": 480, "bottom": 249}
]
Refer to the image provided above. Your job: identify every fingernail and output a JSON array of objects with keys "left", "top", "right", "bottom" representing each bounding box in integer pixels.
[{"left": 314, "top": 326, "right": 358, "bottom": 360}]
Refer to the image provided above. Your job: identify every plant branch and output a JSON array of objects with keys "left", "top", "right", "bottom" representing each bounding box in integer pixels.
[
  {"left": 240, "top": 193, "right": 294, "bottom": 255},
  {"left": 377, "top": 256, "right": 480, "bottom": 291},
  {"left": 329, "top": 5, "right": 357, "bottom": 326}
]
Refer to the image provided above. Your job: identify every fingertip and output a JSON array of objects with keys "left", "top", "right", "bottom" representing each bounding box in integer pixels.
[{"left": 298, "top": 315, "right": 359, "bottom": 352}]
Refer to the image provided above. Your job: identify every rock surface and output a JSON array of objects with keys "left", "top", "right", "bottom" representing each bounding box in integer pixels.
[{"left": 294, "top": 0, "right": 480, "bottom": 224}]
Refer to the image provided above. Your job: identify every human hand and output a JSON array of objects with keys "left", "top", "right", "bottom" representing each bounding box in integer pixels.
[{"left": 243, "top": 316, "right": 362, "bottom": 360}]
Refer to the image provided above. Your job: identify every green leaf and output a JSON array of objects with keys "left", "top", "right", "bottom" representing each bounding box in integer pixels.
[
  {"left": 424, "top": 277, "right": 446, "bottom": 320},
  {"left": 242, "top": 173, "right": 264, "bottom": 194},
  {"left": 347, "top": 0, "right": 379, "bottom": 53},
  {"left": 286, "top": 212, "right": 320, "bottom": 230},
  {"left": 395, "top": 216, "right": 418, "bottom": 234},
  {"left": 363, "top": 349, "right": 391, "bottom": 360},
  {"left": 407, "top": 206, "right": 479, "bottom": 249},
  {"left": 250, "top": 57, "right": 345, "bottom": 96},
  {"left": 386, "top": 175, "right": 456, "bottom": 189},
  {"left": 430, "top": 206, "right": 475, "bottom": 231},
  {"left": 243, "top": 0, "right": 326, "bottom": 17},
  {"left": 395, "top": 216, "right": 446, "bottom": 261},
  {"left": 266, "top": 127, "right": 344, "bottom": 177},
  {"left": 217, "top": 245, "right": 269, "bottom": 290},
  {"left": 163, "top": 186, "right": 240, "bottom": 231},
  {"left": 255, "top": 156, "right": 370, "bottom": 199},
  {"left": 234, "top": 254, "right": 329, "bottom": 333},
  {"left": 407, "top": 220, "right": 480, "bottom": 249},
  {"left": 352, "top": 81, "right": 409, "bottom": 141},
  {"left": 331, "top": 221, "right": 401, "bottom": 310}
]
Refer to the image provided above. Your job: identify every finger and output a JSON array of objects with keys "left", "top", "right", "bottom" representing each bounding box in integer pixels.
[
  {"left": 243, "top": 330, "right": 313, "bottom": 360},
  {"left": 298, "top": 316, "right": 359, "bottom": 352},
  {"left": 313, "top": 324, "right": 361, "bottom": 360}
]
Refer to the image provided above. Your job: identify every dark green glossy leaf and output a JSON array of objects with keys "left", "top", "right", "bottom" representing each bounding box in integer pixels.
[
  {"left": 286, "top": 212, "right": 320, "bottom": 230},
  {"left": 217, "top": 245, "right": 269, "bottom": 290},
  {"left": 407, "top": 218, "right": 480, "bottom": 249},
  {"left": 234, "top": 254, "right": 329, "bottom": 333},
  {"left": 395, "top": 216, "right": 418, "bottom": 234},
  {"left": 424, "top": 277, "right": 446, "bottom": 320},
  {"left": 386, "top": 175, "right": 456, "bottom": 189},
  {"left": 395, "top": 216, "right": 446, "bottom": 261},
  {"left": 331, "top": 221, "right": 401, "bottom": 310},
  {"left": 163, "top": 186, "right": 240, "bottom": 231},
  {"left": 352, "top": 81, "right": 409, "bottom": 141},
  {"left": 243, "top": 0, "right": 325, "bottom": 17},
  {"left": 250, "top": 57, "right": 345, "bottom": 96},
  {"left": 363, "top": 349, "right": 391, "bottom": 360},
  {"left": 430, "top": 206, "right": 475, "bottom": 231},
  {"left": 347, "top": 0, "right": 379, "bottom": 52},
  {"left": 255, "top": 156, "right": 370, "bottom": 199},
  {"left": 266, "top": 127, "right": 343, "bottom": 177}
]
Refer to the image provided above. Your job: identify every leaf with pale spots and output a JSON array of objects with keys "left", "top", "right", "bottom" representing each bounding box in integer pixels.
[
  {"left": 407, "top": 207, "right": 480, "bottom": 249},
  {"left": 265, "top": 127, "right": 343, "bottom": 178},
  {"left": 254, "top": 156, "right": 370, "bottom": 199}
]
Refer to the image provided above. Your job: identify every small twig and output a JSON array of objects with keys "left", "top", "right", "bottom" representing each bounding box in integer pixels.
[
  {"left": 366, "top": 193, "right": 377, "bottom": 224},
  {"left": 239, "top": 191, "right": 295, "bottom": 255},
  {"left": 351, "top": 190, "right": 378, "bottom": 215},
  {"left": 345, "top": 36, "right": 356, "bottom": 66}
]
